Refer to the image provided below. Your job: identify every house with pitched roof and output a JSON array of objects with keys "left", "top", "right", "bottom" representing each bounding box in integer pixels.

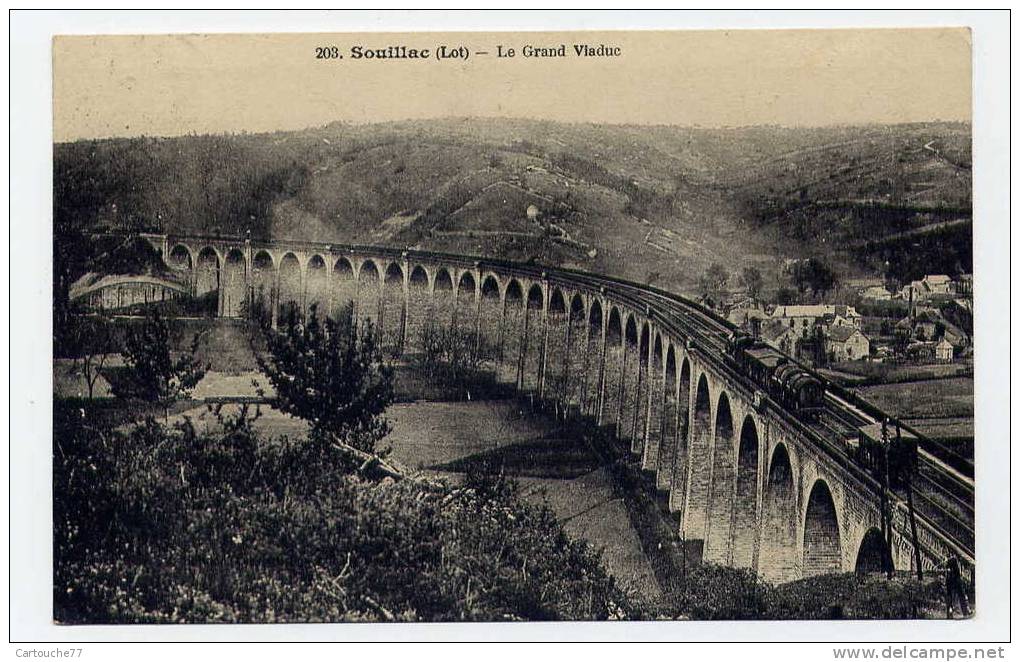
[
  {"left": 901, "top": 274, "right": 956, "bottom": 302},
  {"left": 759, "top": 318, "right": 801, "bottom": 357},
  {"left": 825, "top": 326, "right": 871, "bottom": 362},
  {"left": 726, "top": 297, "right": 769, "bottom": 329},
  {"left": 770, "top": 304, "right": 862, "bottom": 339}
]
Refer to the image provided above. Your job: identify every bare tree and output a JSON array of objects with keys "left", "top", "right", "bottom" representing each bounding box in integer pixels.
[{"left": 68, "top": 315, "right": 114, "bottom": 401}]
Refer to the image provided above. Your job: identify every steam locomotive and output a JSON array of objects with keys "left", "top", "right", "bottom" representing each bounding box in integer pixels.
[{"left": 724, "top": 331, "right": 825, "bottom": 420}]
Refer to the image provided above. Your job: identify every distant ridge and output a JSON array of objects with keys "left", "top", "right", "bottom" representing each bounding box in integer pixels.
[{"left": 55, "top": 118, "right": 971, "bottom": 293}]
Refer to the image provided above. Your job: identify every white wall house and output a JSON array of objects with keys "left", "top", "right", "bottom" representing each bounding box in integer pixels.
[
  {"left": 825, "top": 326, "right": 870, "bottom": 362},
  {"left": 771, "top": 304, "right": 862, "bottom": 338}
]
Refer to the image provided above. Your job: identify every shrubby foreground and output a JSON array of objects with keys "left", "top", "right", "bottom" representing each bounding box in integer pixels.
[
  {"left": 53, "top": 404, "right": 637, "bottom": 623},
  {"left": 53, "top": 309, "right": 952, "bottom": 623}
]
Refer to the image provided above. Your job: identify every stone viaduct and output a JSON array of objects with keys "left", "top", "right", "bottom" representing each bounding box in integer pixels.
[{"left": 134, "top": 232, "right": 974, "bottom": 585}]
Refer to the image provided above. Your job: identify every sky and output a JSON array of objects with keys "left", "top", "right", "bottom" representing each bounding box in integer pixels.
[{"left": 53, "top": 28, "right": 972, "bottom": 142}]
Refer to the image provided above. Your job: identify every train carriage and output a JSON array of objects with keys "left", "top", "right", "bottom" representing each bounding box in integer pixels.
[
  {"left": 852, "top": 422, "right": 919, "bottom": 489},
  {"left": 724, "top": 331, "right": 825, "bottom": 420}
]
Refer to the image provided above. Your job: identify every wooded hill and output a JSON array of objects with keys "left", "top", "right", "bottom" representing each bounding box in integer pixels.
[{"left": 55, "top": 118, "right": 971, "bottom": 294}]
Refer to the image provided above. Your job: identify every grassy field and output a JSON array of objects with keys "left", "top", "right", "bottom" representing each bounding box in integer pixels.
[
  {"left": 857, "top": 377, "right": 974, "bottom": 419},
  {"left": 824, "top": 360, "right": 973, "bottom": 385}
]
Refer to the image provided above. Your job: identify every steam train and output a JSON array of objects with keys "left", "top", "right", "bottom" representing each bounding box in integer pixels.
[{"left": 724, "top": 331, "right": 826, "bottom": 420}]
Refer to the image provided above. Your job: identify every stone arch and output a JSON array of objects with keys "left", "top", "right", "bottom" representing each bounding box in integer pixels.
[
  {"left": 222, "top": 248, "right": 247, "bottom": 317},
  {"left": 277, "top": 252, "right": 302, "bottom": 323},
  {"left": 624, "top": 315, "right": 639, "bottom": 346},
  {"left": 433, "top": 268, "right": 456, "bottom": 329},
  {"left": 435, "top": 267, "right": 455, "bottom": 291},
  {"left": 569, "top": 292, "right": 586, "bottom": 317},
  {"left": 251, "top": 250, "right": 275, "bottom": 320},
  {"left": 683, "top": 373, "right": 713, "bottom": 552},
  {"left": 630, "top": 323, "right": 651, "bottom": 453},
  {"left": 305, "top": 254, "right": 328, "bottom": 319},
  {"left": 480, "top": 274, "right": 500, "bottom": 299},
  {"left": 332, "top": 257, "right": 357, "bottom": 319},
  {"left": 456, "top": 270, "right": 477, "bottom": 297},
  {"left": 195, "top": 246, "right": 221, "bottom": 305},
  {"left": 668, "top": 357, "right": 693, "bottom": 514},
  {"left": 543, "top": 288, "right": 569, "bottom": 396},
  {"left": 731, "top": 416, "right": 761, "bottom": 569},
  {"left": 521, "top": 283, "right": 545, "bottom": 392},
  {"left": 656, "top": 343, "right": 679, "bottom": 490},
  {"left": 381, "top": 262, "right": 406, "bottom": 354},
  {"left": 564, "top": 293, "right": 587, "bottom": 411},
  {"left": 705, "top": 391, "right": 737, "bottom": 563},
  {"left": 406, "top": 265, "right": 431, "bottom": 354},
  {"left": 410, "top": 265, "right": 431, "bottom": 289},
  {"left": 802, "top": 479, "right": 843, "bottom": 577},
  {"left": 601, "top": 306, "right": 625, "bottom": 428},
  {"left": 760, "top": 443, "right": 799, "bottom": 583},
  {"left": 527, "top": 283, "right": 545, "bottom": 310},
  {"left": 499, "top": 279, "right": 525, "bottom": 384},
  {"left": 619, "top": 314, "right": 641, "bottom": 444},
  {"left": 384, "top": 262, "right": 404, "bottom": 283},
  {"left": 357, "top": 259, "right": 381, "bottom": 329},
  {"left": 642, "top": 331, "right": 665, "bottom": 471},
  {"left": 478, "top": 274, "right": 502, "bottom": 365},
  {"left": 454, "top": 271, "right": 477, "bottom": 331},
  {"left": 854, "top": 527, "right": 892, "bottom": 574},
  {"left": 579, "top": 298, "right": 604, "bottom": 414},
  {"left": 549, "top": 288, "right": 566, "bottom": 314},
  {"left": 504, "top": 278, "right": 524, "bottom": 306},
  {"left": 168, "top": 244, "right": 193, "bottom": 272}
]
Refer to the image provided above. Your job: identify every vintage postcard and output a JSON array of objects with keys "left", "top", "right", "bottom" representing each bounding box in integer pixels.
[{"left": 46, "top": 25, "right": 980, "bottom": 632}]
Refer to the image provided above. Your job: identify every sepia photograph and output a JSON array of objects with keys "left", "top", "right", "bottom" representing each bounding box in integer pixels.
[
  {"left": 49, "top": 26, "right": 977, "bottom": 625},
  {"left": 8, "top": 10, "right": 1011, "bottom": 647}
]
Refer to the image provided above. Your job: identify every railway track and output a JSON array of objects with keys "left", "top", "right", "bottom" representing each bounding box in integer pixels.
[
  {"left": 490, "top": 259, "right": 976, "bottom": 560},
  {"left": 136, "top": 234, "right": 976, "bottom": 564}
]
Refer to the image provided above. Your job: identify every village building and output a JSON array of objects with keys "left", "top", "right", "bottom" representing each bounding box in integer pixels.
[
  {"left": 905, "top": 339, "right": 955, "bottom": 364},
  {"left": 906, "top": 341, "right": 934, "bottom": 362},
  {"left": 900, "top": 274, "right": 956, "bottom": 302},
  {"left": 860, "top": 285, "right": 892, "bottom": 301},
  {"left": 897, "top": 310, "right": 939, "bottom": 342},
  {"left": 825, "top": 326, "right": 871, "bottom": 362},
  {"left": 896, "top": 309, "right": 969, "bottom": 348},
  {"left": 759, "top": 318, "right": 801, "bottom": 357},
  {"left": 935, "top": 337, "right": 955, "bottom": 363},
  {"left": 846, "top": 277, "right": 885, "bottom": 291},
  {"left": 726, "top": 297, "right": 769, "bottom": 329},
  {"left": 770, "top": 304, "right": 862, "bottom": 338}
]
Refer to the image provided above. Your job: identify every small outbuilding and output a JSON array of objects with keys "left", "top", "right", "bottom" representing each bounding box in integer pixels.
[{"left": 935, "top": 337, "right": 954, "bottom": 363}]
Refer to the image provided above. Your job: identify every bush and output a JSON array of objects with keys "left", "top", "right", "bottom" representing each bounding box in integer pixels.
[
  {"left": 767, "top": 572, "right": 947, "bottom": 620},
  {"left": 111, "top": 310, "right": 208, "bottom": 416},
  {"left": 415, "top": 320, "right": 495, "bottom": 386},
  {"left": 663, "top": 563, "right": 945, "bottom": 620},
  {"left": 673, "top": 564, "right": 772, "bottom": 620},
  {"left": 53, "top": 405, "right": 639, "bottom": 623},
  {"left": 258, "top": 303, "right": 394, "bottom": 460}
]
